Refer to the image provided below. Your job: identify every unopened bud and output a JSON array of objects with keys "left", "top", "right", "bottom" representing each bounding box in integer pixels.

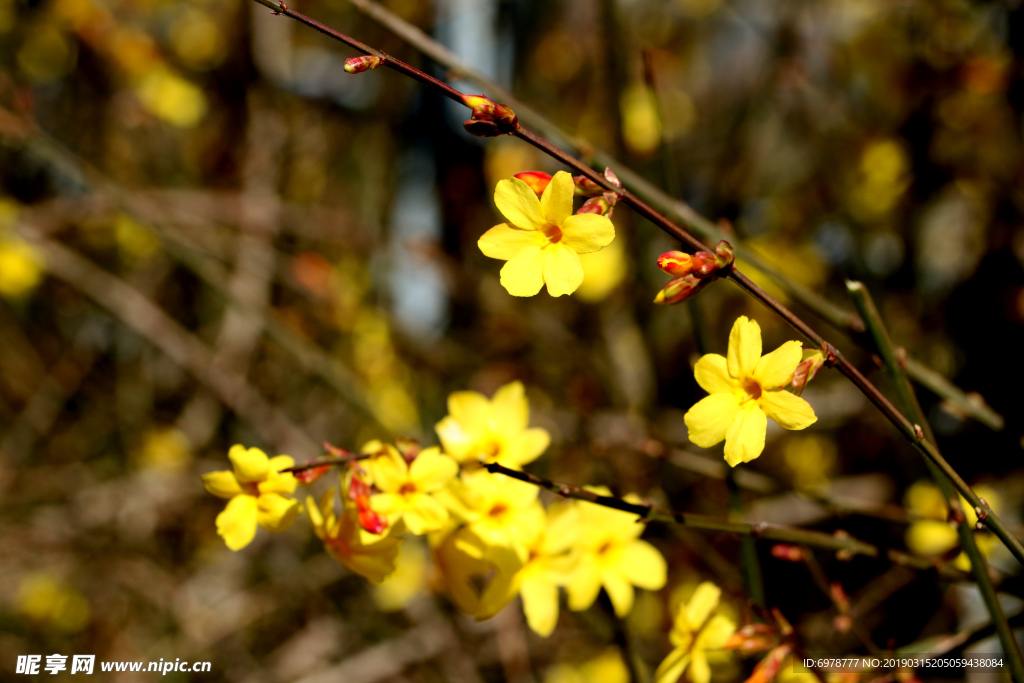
[
  {"left": 577, "top": 196, "right": 613, "bottom": 217},
  {"left": 463, "top": 119, "right": 503, "bottom": 137},
  {"left": 829, "top": 581, "right": 850, "bottom": 612},
  {"left": 514, "top": 171, "right": 552, "bottom": 195},
  {"left": 395, "top": 437, "right": 421, "bottom": 463},
  {"left": 572, "top": 175, "right": 604, "bottom": 196},
  {"left": 344, "top": 55, "right": 382, "bottom": 74},
  {"left": 714, "top": 240, "right": 735, "bottom": 267},
  {"left": 461, "top": 94, "right": 518, "bottom": 131},
  {"left": 690, "top": 251, "right": 721, "bottom": 278},
  {"left": 790, "top": 349, "right": 825, "bottom": 396},
  {"left": 770, "top": 544, "right": 805, "bottom": 562},
  {"left": 654, "top": 275, "right": 705, "bottom": 305},
  {"left": 724, "top": 624, "right": 778, "bottom": 655},
  {"left": 294, "top": 464, "right": 332, "bottom": 485},
  {"left": 604, "top": 167, "right": 622, "bottom": 188},
  {"left": 657, "top": 251, "right": 693, "bottom": 277}
]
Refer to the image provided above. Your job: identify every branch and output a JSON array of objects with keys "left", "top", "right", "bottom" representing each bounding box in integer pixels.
[
  {"left": 338, "top": 0, "right": 1002, "bottom": 433},
  {"left": 244, "top": 1, "right": 1024, "bottom": 568}
]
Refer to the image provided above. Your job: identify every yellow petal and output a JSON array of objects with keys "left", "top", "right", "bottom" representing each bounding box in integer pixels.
[
  {"left": 520, "top": 574, "right": 560, "bottom": 637},
  {"left": 759, "top": 390, "right": 817, "bottom": 431},
  {"left": 727, "top": 316, "right": 761, "bottom": 378},
  {"left": 435, "top": 416, "right": 475, "bottom": 461},
  {"left": 495, "top": 177, "right": 546, "bottom": 231},
  {"left": 654, "top": 648, "right": 691, "bottom": 683},
  {"left": 447, "top": 390, "right": 491, "bottom": 436},
  {"left": 490, "top": 381, "right": 529, "bottom": 435},
  {"left": 403, "top": 494, "right": 450, "bottom": 535},
  {"left": 567, "top": 557, "right": 602, "bottom": 611},
  {"left": 542, "top": 243, "right": 584, "bottom": 297},
  {"left": 229, "top": 444, "right": 269, "bottom": 483},
  {"left": 906, "top": 520, "right": 959, "bottom": 556},
  {"left": 684, "top": 582, "right": 721, "bottom": 631},
  {"left": 696, "top": 614, "right": 736, "bottom": 650},
  {"left": 753, "top": 340, "right": 804, "bottom": 390},
  {"left": 684, "top": 393, "right": 741, "bottom": 448},
  {"left": 410, "top": 448, "right": 459, "bottom": 491},
  {"left": 619, "top": 539, "right": 667, "bottom": 590},
  {"left": 689, "top": 650, "right": 711, "bottom": 683},
  {"left": 723, "top": 405, "right": 767, "bottom": 466},
  {"left": 256, "top": 493, "right": 301, "bottom": 532},
  {"left": 258, "top": 455, "right": 298, "bottom": 495},
  {"left": 500, "top": 428, "right": 550, "bottom": 468},
  {"left": 368, "top": 446, "right": 410, "bottom": 493},
  {"left": 202, "top": 470, "right": 242, "bottom": 499},
  {"left": 500, "top": 245, "right": 546, "bottom": 297},
  {"left": 216, "top": 494, "right": 259, "bottom": 550},
  {"left": 602, "top": 570, "right": 635, "bottom": 617},
  {"left": 479, "top": 223, "right": 546, "bottom": 260},
  {"left": 306, "top": 493, "right": 325, "bottom": 532},
  {"left": 693, "top": 354, "right": 735, "bottom": 394},
  {"left": 540, "top": 170, "right": 574, "bottom": 227},
  {"left": 560, "top": 214, "right": 616, "bottom": 254}
]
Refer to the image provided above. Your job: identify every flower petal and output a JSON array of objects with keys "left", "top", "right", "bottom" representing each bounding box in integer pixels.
[
  {"left": 726, "top": 316, "right": 761, "bottom": 378},
  {"left": 684, "top": 393, "right": 742, "bottom": 448},
  {"left": 229, "top": 445, "right": 269, "bottom": 483},
  {"left": 490, "top": 380, "right": 528, "bottom": 435},
  {"left": 257, "top": 493, "right": 301, "bottom": 532},
  {"left": 560, "top": 214, "right": 616, "bottom": 254},
  {"left": 540, "top": 170, "right": 574, "bottom": 227},
  {"left": 258, "top": 455, "right": 297, "bottom": 495},
  {"left": 694, "top": 354, "right": 735, "bottom": 394},
  {"left": 567, "top": 557, "right": 602, "bottom": 611},
  {"left": 602, "top": 570, "right": 635, "bottom": 617},
  {"left": 478, "top": 223, "right": 546, "bottom": 260},
  {"left": 403, "top": 494, "right": 450, "bottom": 535},
  {"left": 216, "top": 494, "right": 259, "bottom": 550},
  {"left": 689, "top": 650, "right": 711, "bottom": 683},
  {"left": 202, "top": 470, "right": 242, "bottom": 499},
  {"left": 684, "top": 581, "right": 721, "bottom": 631},
  {"left": 409, "top": 448, "right": 459, "bottom": 491},
  {"left": 906, "top": 520, "right": 959, "bottom": 556},
  {"left": 619, "top": 539, "right": 668, "bottom": 590},
  {"left": 753, "top": 340, "right": 804, "bottom": 390},
  {"left": 542, "top": 243, "right": 584, "bottom": 297},
  {"left": 495, "top": 177, "right": 546, "bottom": 231},
  {"left": 368, "top": 447, "right": 410, "bottom": 493},
  {"left": 500, "top": 246, "right": 546, "bottom": 297},
  {"left": 447, "top": 391, "right": 491, "bottom": 435},
  {"left": 759, "top": 390, "right": 817, "bottom": 431},
  {"left": 520, "top": 574, "right": 560, "bottom": 637},
  {"left": 500, "top": 428, "right": 550, "bottom": 468},
  {"left": 696, "top": 614, "right": 736, "bottom": 650},
  {"left": 654, "top": 648, "right": 691, "bottom": 683},
  {"left": 723, "top": 405, "right": 767, "bottom": 466},
  {"left": 435, "top": 416, "right": 474, "bottom": 461}
]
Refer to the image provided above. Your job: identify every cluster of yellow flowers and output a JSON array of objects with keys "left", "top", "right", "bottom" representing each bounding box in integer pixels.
[{"left": 203, "top": 381, "right": 669, "bottom": 638}]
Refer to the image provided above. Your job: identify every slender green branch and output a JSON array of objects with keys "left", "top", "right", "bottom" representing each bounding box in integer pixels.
[
  {"left": 337, "top": 0, "right": 1002, "bottom": 432},
  {"left": 847, "top": 280, "right": 1024, "bottom": 683},
  {"left": 246, "top": 1, "right": 1024, "bottom": 567},
  {"left": 480, "top": 462, "right": 968, "bottom": 581}
]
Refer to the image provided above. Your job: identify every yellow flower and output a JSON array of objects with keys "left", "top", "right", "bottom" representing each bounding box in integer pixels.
[
  {"left": 365, "top": 444, "right": 458, "bottom": 535},
  {"left": 307, "top": 487, "right": 403, "bottom": 584},
  {"left": 435, "top": 526, "right": 524, "bottom": 619},
  {"left": 512, "top": 501, "right": 580, "bottom": 636},
  {"left": 442, "top": 469, "right": 547, "bottom": 562},
  {"left": 655, "top": 582, "right": 736, "bottom": 683},
  {"left": 544, "top": 649, "right": 630, "bottom": 683},
  {"left": 479, "top": 170, "right": 615, "bottom": 297},
  {"left": 904, "top": 480, "right": 1001, "bottom": 571},
  {"left": 201, "top": 445, "right": 302, "bottom": 551},
  {"left": 684, "top": 316, "right": 817, "bottom": 466},
  {"left": 567, "top": 488, "right": 667, "bottom": 617},
  {"left": 435, "top": 381, "right": 550, "bottom": 467},
  {"left": 0, "top": 237, "right": 44, "bottom": 299}
]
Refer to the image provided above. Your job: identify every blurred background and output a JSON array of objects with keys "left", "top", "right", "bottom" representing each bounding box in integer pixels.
[{"left": 1, "top": 0, "right": 1024, "bottom": 680}]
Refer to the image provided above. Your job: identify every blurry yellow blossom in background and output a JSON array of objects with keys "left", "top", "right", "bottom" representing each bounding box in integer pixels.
[
  {"left": 849, "top": 139, "right": 910, "bottom": 221},
  {"left": 479, "top": 171, "right": 615, "bottom": 297},
  {"left": 684, "top": 316, "right": 816, "bottom": 466},
  {"left": 783, "top": 435, "right": 836, "bottom": 490},
  {"left": 373, "top": 539, "right": 429, "bottom": 611},
  {"left": 904, "top": 480, "right": 1002, "bottom": 570},
  {"left": 435, "top": 380, "right": 550, "bottom": 467},
  {"left": 365, "top": 445, "right": 458, "bottom": 534},
  {"left": 621, "top": 83, "right": 662, "bottom": 156},
  {"left": 308, "top": 487, "right": 403, "bottom": 583},
  {"left": 544, "top": 649, "right": 630, "bottom": 683},
  {"left": 18, "top": 575, "right": 90, "bottom": 633},
  {"left": 135, "top": 66, "right": 208, "bottom": 128},
  {"left": 0, "top": 236, "right": 45, "bottom": 299},
  {"left": 567, "top": 489, "right": 667, "bottom": 617},
  {"left": 655, "top": 581, "right": 735, "bottom": 683},
  {"left": 577, "top": 237, "right": 629, "bottom": 303},
  {"left": 169, "top": 8, "right": 227, "bottom": 71},
  {"left": 135, "top": 427, "right": 192, "bottom": 472},
  {"left": 16, "top": 23, "right": 76, "bottom": 83},
  {"left": 510, "top": 501, "right": 579, "bottom": 636},
  {"left": 202, "top": 445, "right": 302, "bottom": 550},
  {"left": 114, "top": 214, "right": 161, "bottom": 265}
]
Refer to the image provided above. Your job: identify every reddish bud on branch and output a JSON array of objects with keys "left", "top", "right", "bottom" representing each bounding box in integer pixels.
[
  {"left": 514, "top": 171, "right": 552, "bottom": 195},
  {"left": 294, "top": 464, "right": 332, "bottom": 485},
  {"left": 344, "top": 55, "right": 382, "bottom": 73},
  {"left": 770, "top": 544, "right": 805, "bottom": 562},
  {"left": 461, "top": 94, "right": 518, "bottom": 136}
]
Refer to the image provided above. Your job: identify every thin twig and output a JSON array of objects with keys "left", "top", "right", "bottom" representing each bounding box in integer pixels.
[{"left": 847, "top": 280, "right": 1024, "bottom": 682}]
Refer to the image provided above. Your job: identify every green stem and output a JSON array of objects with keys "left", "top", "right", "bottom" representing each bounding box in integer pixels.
[
  {"left": 726, "top": 469, "right": 766, "bottom": 608},
  {"left": 847, "top": 280, "right": 1024, "bottom": 683}
]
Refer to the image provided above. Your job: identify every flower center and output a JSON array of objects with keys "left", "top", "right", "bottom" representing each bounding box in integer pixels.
[
  {"left": 399, "top": 482, "right": 418, "bottom": 495},
  {"left": 488, "top": 503, "right": 508, "bottom": 519},
  {"left": 741, "top": 378, "right": 762, "bottom": 401},
  {"left": 540, "top": 222, "right": 562, "bottom": 244}
]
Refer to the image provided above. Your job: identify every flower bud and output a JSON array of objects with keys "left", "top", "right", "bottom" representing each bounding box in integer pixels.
[
  {"left": 572, "top": 175, "right": 604, "bottom": 196},
  {"left": 604, "top": 167, "right": 622, "bottom": 188},
  {"left": 657, "top": 251, "right": 694, "bottom": 277},
  {"left": 724, "top": 624, "right": 778, "bottom": 655},
  {"left": 654, "top": 275, "right": 703, "bottom": 304},
  {"left": 690, "top": 251, "right": 721, "bottom": 278},
  {"left": 714, "top": 240, "right": 735, "bottom": 267},
  {"left": 463, "top": 119, "right": 502, "bottom": 137},
  {"left": 461, "top": 94, "right": 518, "bottom": 131},
  {"left": 769, "top": 544, "right": 805, "bottom": 562},
  {"left": 294, "top": 464, "right": 331, "bottom": 485},
  {"left": 344, "top": 55, "right": 382, "bottom": 74},
  {"left": 790, "top": 349, "right": 825, "bottom": 396},
  {"left": 514, "top": 171, "right": 552, "bottom": 195},
  {"left": 577, "top": 195, "right": 613, "bottom": 216}
]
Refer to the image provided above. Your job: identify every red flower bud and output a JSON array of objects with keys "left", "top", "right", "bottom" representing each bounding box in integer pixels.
[
  {"left": 572, "top": 175, "right": 604, "bottom": 196},
  {"left": 770, "top": 544, "right": 805, "bottom": 562},
  {"left": 463, "top": 119, "right": 503, "bottom": 137},
  {"left": 294, "top": 464, "right": 331, "bottom": 485},
  {"left": 344, "top": 55, "right": 382, "bottom": 74},
  {"left": 514, "top": 171, "right": 552, "bottom": 195},
  {"left": 355, "top": 494, "right": 388, "bottom": 534},
  {"left": 657, "top": 251, "right": 694, "bottom": 277},
  {"left": 577, "top": 196, "right": 613, "bottom": 216},
  {"left": 461, "top": 94, "right": 518, "bottom": 132},
  {"left": 654, "top": 275, "right": 704, "bottom": 304}
]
